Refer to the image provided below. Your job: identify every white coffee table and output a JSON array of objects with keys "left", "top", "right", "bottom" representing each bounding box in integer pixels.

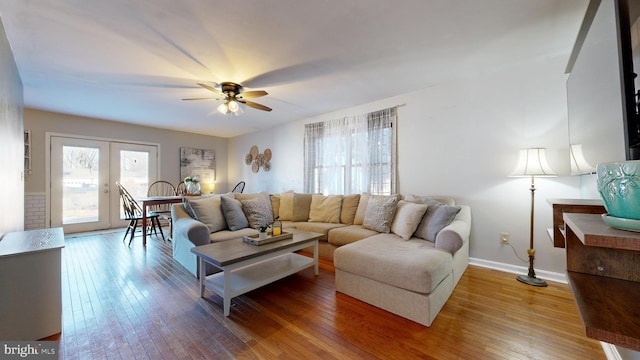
[{"left": 191, "top": 229, "right": 322, "bottom": 316}]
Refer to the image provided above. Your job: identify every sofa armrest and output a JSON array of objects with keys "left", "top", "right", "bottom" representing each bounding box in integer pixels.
[
  {"left": 435, "top": 205, "right": 471, "bottom": 254},
  {"left": 171, "top": 203, "right": 210, "bottom": 247}
]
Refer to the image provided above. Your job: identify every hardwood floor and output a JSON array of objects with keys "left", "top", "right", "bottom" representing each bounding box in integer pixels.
[{"left": 54, "top": 230, "right": 605, "bottom": 359}]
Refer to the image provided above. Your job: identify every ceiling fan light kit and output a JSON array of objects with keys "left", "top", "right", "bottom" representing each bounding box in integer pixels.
[{"left": 183, "top": 82, "right": 272, "bottom": 115}]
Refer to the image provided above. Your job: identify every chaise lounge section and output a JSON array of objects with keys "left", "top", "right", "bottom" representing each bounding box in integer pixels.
[{"left": 333, "top": 204, "right": 471, "bottom": 326}]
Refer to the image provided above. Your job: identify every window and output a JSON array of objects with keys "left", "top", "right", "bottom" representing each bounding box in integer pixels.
[{"left": 304, "top": 107, "right": 396, "bottom": 195}]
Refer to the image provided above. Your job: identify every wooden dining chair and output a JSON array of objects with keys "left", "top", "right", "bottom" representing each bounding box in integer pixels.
[
  {"left": 231, "top": 181, "right": 245, "bottom": 193},
  {"left": 147, "top": 180, "right": 176, "bottom": 236},
  {"left": 175, "top": 181, "right": 188, "bottom": 195},
  {"left": 115, "top": 182, "right": 165, "bottom": 246}
]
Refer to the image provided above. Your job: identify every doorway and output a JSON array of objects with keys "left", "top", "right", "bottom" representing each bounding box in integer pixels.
[{"left": 49, "top": 136, "right": 158, "bottom": 233}]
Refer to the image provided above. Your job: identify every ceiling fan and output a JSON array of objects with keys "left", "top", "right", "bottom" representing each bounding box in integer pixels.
[{"left": 182, "top": 82, "right": 272, "bottom": 115}]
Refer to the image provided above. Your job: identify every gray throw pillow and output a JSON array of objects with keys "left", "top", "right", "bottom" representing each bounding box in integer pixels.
[
  {"left": 220, "top": 196, "right": 249, "bottom": 231},
  {"left": 184, "top": 195, "right": 227, "bottom": 233},
  {"left": 413, "top": 199, "right": 461, "bottom": 242},
  {"left": 240, "top": 195, "right": 274, "bottom": 229},
  {"left": 362, "top": 195, "right": 399, "bottom": 233}
]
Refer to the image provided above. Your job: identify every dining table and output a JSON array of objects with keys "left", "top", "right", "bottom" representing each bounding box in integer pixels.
[{"left": 137, "top": 195, "right": 185, "bottom": 246}]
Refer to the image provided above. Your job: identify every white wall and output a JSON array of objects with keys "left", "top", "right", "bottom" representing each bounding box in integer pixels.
[
  {"left": 229, "top": 53, "right": 585, "bottom": 275},
  {"left": 0, "top": 18, "right": 24, "bottom": 234}
]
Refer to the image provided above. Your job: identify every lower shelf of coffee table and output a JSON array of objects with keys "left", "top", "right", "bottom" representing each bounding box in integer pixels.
[{"left": 204, "top": 252, "right": 314, "bottom": 299}]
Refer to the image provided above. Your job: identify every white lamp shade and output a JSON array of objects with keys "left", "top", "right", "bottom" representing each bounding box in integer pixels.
[
  {"left": 510, "top": 148, "right": 557, "bottom": 177},
  {"left": 217, "top": 102, "right": 229, "bottom": 114},
  {"left": 228, "top": 100, "right": 239, "bottom": 112},
  {"left": 569, "top": 144, "right": 596, "bottom": 175}
]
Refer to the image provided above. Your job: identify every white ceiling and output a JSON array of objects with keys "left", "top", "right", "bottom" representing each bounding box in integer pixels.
[{"left": 0, "top": 0, "right": 588, "bottom": 138}]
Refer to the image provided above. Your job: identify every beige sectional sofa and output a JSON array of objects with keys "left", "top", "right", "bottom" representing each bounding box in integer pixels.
[{"left": 171, "top": 191, "right": 471, "bottom": 326}]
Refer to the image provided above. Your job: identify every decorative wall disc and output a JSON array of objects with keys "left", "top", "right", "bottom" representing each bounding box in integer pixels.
[
  {"left": 245, "top": 153, "right": 253, "bottom": 165},
  {"left": 250, "top": 145, "right": 259, "bottom": 160},
  {"left": 263, "top": 148, "right": 272, "bottom": 162},
  {"left": 263, "top": 161, "right": 271, "bottom": 172},
  {"left": 251, "top": 161, "right": 260, "bottom": 173}
]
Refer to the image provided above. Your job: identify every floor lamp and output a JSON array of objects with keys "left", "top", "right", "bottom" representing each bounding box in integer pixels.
[{"left": 510, "top": 148, "right": 557, "bottom": 287}]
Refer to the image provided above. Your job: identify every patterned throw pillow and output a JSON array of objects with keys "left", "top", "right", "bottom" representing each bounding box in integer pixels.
[
  {"left": 240, "top": 195, "right": 274, "bottom": 229},
  {"left": 362, "top": 195, "right": 399, "bottom": 233}
]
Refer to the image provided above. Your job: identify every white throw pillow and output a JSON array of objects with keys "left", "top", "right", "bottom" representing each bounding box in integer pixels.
[
  {"left": 391, "top": 200, "right": 429, "bottom": 240},
  {"left": 353, "top": 192, "right": 371, "bottom": 225},
  {"left": 279, "top": 192, "right": 294, "bottom": 220}
]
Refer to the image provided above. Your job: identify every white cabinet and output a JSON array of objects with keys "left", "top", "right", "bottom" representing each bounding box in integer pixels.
[{"left": 0, "top": 228, "right": 64, "bottom": 340}]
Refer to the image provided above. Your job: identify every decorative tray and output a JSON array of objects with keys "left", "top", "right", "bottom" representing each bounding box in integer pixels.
[{"left": 243, "top": 231, "right": 293, "bottom": 246}]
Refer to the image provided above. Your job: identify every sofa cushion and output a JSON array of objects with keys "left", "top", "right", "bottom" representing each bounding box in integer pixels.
[
  {"left": 291, "top": 221, "right": 345, "bottom": 242},
  {"left": 220, "top": 196, "right": 249, "bottom": 231},
  {"left": 328, "top": 225, "right": 379, "bottom": 246},
  {"left": 270, "top": 194, "right": 280, "bottom": 219},
  {"left": 353, "top": 192, "right": 371, "bottom": 225},
  {"left": 391, "top": 200, "right": 429, "bottom": 240},
  {"left": 234, "top": 191, "right": 267, "bottom": 202},
  {"left": 404, "top": 194, "right": 455, "bottom": 206},
  {"left": 209, "top": 228, "right": 258, "bottom": 242},
  {"left": 334, "top": 234, "right": 453, "bottom": 294},
  {"left": 240, "top": 194, "right": 274, "bottom": 229},
  {"left": 362, "top": 195, "right": 399, "bottom": 233},
  {"left": 410, "top": 199, "right": 461, "bottom": 242},
  {"left": 183, "top": 195, "right": 228, "bottom": 233},
  {"left": 308, "top": 194, "right": 343, "bottom": 223},
  {"left": 278, "top": 191, "right": 294, "bottom": 220},
  {"left": 278, "top": 192, "right": 311, "bottom": 221},
  {"left": 340, "top": 194, "right": 360, "bottom": 225},
  {"left": 292, "top": 193, "right": 313, "bottom": 221}
]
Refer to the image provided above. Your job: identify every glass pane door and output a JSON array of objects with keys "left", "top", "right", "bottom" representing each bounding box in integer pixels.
[
  {"left": 50, "top": 137, "right": 110, "bottom": 232},
  {"left": 109, "top": 142, "right": 158, "bottom": 227}
]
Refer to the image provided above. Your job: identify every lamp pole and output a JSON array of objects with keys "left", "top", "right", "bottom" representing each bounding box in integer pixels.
[{"left": 517, "top": 175, "right": 548, "bottom": 287}]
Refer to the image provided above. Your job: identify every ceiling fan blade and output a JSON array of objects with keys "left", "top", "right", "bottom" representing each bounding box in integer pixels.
[
  {"left": 182, "top": 97, "right": 225, "bottom": 101},
  {"left": 240, "top": 100, "right": 272, "bottom": 112},
  {"left": 239, "top": 90, "right": 268, "bottom": 99},
  {"left": 197, "top": 82, "right": 223, "bottom": 95}
]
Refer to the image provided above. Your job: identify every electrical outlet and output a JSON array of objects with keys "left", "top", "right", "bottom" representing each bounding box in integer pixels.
[{"left": 500, "top": 232, "right": 510, "bottom": 244}]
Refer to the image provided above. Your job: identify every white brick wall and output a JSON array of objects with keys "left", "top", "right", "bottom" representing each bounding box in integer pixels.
[{"left": 25, "top": 193, "right": 46, "bottom": 230}]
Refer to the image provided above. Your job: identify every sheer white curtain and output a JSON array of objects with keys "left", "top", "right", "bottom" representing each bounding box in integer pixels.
[{"left": 304, "top": 107, "right": 396, "bottom": 195}]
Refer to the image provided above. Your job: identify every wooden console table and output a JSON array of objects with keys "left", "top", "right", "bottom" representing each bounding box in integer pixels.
[
  {"left": 0, "top": 227, "right": 65, "bottom": 340},
  {"left": 547, "top": 198, "right": 605, "bottom": 248},
  {"left": 564, "top": 213, "right": 640, "bottom": 351}
]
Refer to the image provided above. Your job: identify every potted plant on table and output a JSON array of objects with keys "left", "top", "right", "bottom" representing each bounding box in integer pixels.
[
  {"left": 258, "top": 224, "right": 269, "bottom": 239},
  {"left": 184, "top": 176, "right": 200, "bottom": 195}
]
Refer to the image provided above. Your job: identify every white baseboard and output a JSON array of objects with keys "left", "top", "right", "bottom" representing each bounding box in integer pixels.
[
  {"left": 469, "top": 257, "right": 568, "bottom": 284},
  {"left": 601, "top": 342, "right": 623, "bottom": 360}
]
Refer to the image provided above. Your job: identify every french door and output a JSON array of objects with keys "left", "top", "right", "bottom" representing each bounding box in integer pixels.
[{"left": 50, "top": 136, "right": 158, "bottom": 233}]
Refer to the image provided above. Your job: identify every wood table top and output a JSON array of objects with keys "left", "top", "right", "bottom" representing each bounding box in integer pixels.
[{"left": 191, "top": 229, "right": 322, "bottom": 267}]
